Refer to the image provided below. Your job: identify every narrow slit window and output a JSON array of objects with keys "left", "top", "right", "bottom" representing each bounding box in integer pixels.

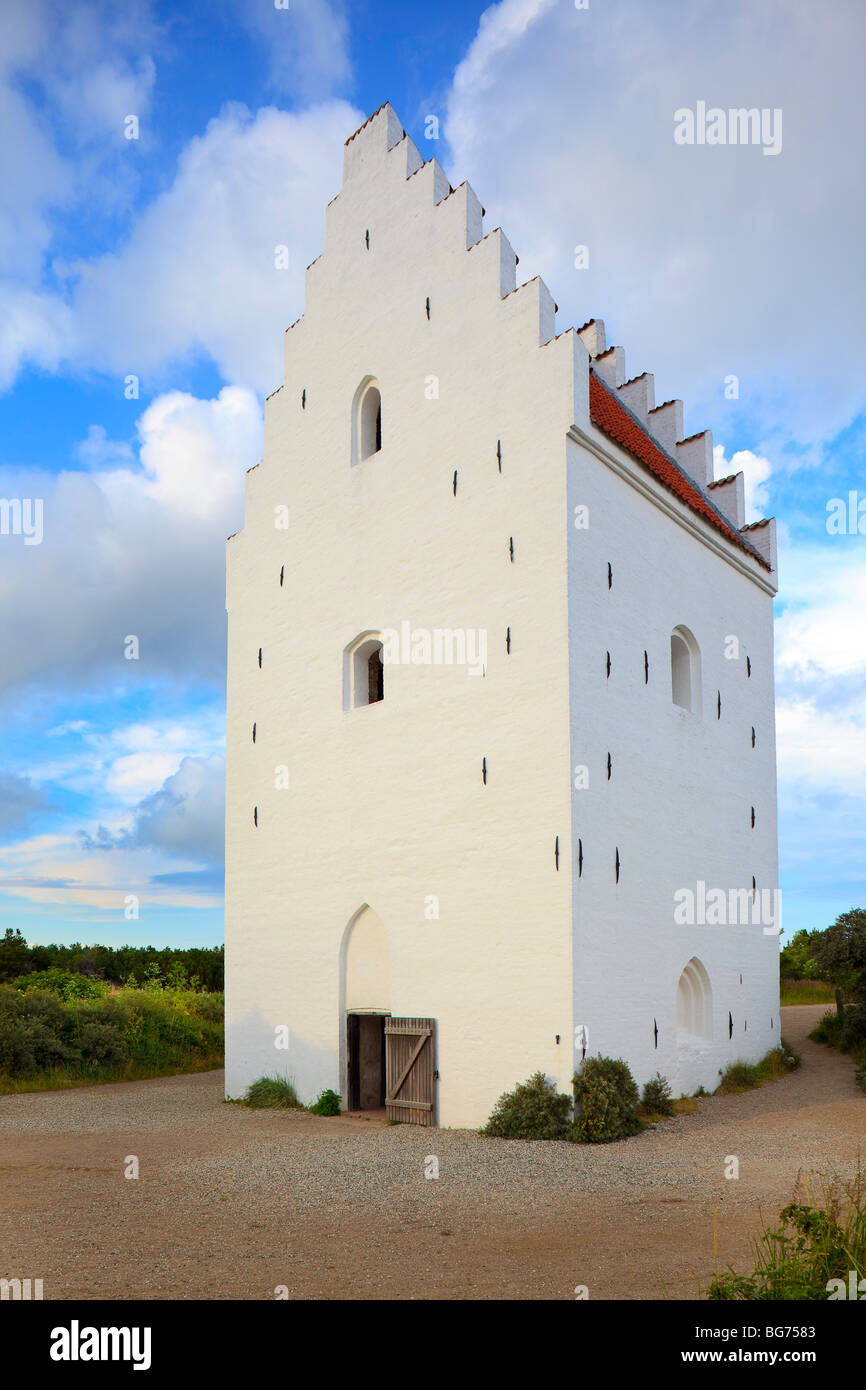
[
  {"left": 301, "top": 388, "right": 306, "bottom": 409},
  {"left": 671, "top": 626, "right": 700, "bottom": 712},
  {"left": 356, "top": 382, "right": 382, "bottom": 461},
  {"left": 425, "top": 296, "right": 431, "bottom": 320},
  {"left": 452, "top": 470, "right": 458, "bottom": 496},
  {"left": 252, "top": 722, "right": 256, "bottom": 743},
  {"left": 506, "top": 627, "right": 511, "bottom": 654},
  {"left": 606, "top": 651, "right": 611, "bottom": 678},
  {"left": 367, "top": 647, "right": 384, "bottom": 704},
  {"left": 554, "top": 835, "right": 560, "bottom": 870},
  {"left": 482, "top": 757, "right": 487, "bottom": 785},
  {"left": 644, "top": 650, "right": 649, "bottom": 684},
  {"left": 607, "top": 562, "right": 612, "bottom": 589},
  {"left": 615, "top": 847, "right": 620, "bottom": 883},
  {"left": 508, "top": 536, "right": 514, "bottom": 562}
]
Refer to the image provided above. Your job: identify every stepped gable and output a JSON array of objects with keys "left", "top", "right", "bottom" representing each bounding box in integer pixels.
[{"left": 588, "top": 369, "right": 771, "bottom": 570}]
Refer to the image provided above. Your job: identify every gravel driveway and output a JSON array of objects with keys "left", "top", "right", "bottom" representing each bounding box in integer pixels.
[{"left": 0, "top": 1005, "right": 862, "bottom": 1300}]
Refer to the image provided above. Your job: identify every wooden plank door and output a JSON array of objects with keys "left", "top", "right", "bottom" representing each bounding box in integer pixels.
[{"left": 385, "top": 1017, "right": 436, "bottom": 1125}]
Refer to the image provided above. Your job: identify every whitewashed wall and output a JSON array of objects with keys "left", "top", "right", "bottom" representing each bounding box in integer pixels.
[{"left": 225, "top": 104, "right": 780, "bottom": 1126}]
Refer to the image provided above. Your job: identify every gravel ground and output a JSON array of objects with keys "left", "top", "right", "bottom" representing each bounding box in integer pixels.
[{"left": 0, "top": 1005, "right": 862, "bottom": 1300}]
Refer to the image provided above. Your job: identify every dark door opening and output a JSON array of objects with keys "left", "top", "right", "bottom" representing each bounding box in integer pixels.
[{"left": 346, "top": 1013, "right": 387, "bottom": 1111}]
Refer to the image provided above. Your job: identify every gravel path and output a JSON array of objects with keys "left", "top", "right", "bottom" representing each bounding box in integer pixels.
[{"left": 0, "top": 1005, "right": 862, "bottom": 1300}]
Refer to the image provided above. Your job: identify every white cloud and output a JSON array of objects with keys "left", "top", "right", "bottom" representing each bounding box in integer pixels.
[
  {"left": 0, "top": 385, "right": 261, "bottom": 698},
  {"left": 713, "top": 444, "right": 772, "bottom": 522},
  {"left": 132, "top": 755, "right": 225, "bottom": 862},
  {"left": 776, "top": 698, "right": 866, "bottom": 788},
  {"left": 444, "top": 0, "right": 866, "bottom": 451},
  {"left": 69, "top": 100, "right": 363, "bottom": 391},
  {"left": 0, "top": 0, "right": 159, "bottom": 387},
  {"left": 237, "top": 0, "right": 352, "bottom": 104},
  {"left": 775, "top": 547, "right": 866, "bottom": 680}
]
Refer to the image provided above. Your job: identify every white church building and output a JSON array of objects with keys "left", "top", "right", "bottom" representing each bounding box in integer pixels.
[{"left": 224, "top": 103, "right": 780, "bottom": 1129}]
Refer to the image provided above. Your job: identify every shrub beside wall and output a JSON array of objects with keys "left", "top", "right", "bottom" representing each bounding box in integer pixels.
[
  {"left": 572, "top": 1056, "right": 642, "bottom": 1143},
  {"left": 481, "top": 1071, "right": 573, "bottom": 1140}
]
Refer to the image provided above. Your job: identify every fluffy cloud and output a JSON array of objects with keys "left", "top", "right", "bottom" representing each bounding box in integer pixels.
[
  {"left": 132, "top": 755, "right": 225, "bottom": 862},
  {"left": 0, "top": 384, "right": 261, "bottom": 698},
  {"left": 69, "top": 100, "right": 362, "bottom": 391},
  {"left": 713, "top": 444, "right": 772, "bottom": 522},
  {"left": 0, "top": 5, "right": 361, "bottom": 394},
  {"left": 237, "top": 0, "right": 352, "bottom": 104},
  {"left": 775, "top": 547, "right": 866, "bottom": 681},
  {"left": 444, "top": 0, "right": 866, "bottom": 452},
  {"left": 0, "top": 0, "right": 158, "bottom": 388}
]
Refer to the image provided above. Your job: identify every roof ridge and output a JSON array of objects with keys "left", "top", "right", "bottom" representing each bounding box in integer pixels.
[{"left": 587, "top": 370, "right": 770, "bottom": 570}]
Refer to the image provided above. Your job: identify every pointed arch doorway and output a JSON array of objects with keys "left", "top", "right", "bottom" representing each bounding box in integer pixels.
[{"left": 341, "top": 904, "right": 391, "bottom": 1112}]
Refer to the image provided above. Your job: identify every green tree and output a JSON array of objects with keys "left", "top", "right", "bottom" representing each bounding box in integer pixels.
[
  {"left": 779, "top": 928, "right": 820, "bottom": 980},
  {"left": 811, "top": 909, "right": 866, "bottom": 1013},
  {"left": 0, "top": 928, "right": 31, "bottom": 982}
]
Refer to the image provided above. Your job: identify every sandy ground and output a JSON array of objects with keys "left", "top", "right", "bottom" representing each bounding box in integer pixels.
[{"left": 0, "top": 1004, "right": 862, "bottom": 1301}]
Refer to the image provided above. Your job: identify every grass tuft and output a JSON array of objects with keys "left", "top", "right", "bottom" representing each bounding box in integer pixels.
[
  {"left": 243, "top": 1075, "right": 303, "bottom": 1109},
  {"left": 715, "top": 1042, "right": 801, "bottom": 1095},
  {"left": 705, "top": 1169, "right": 866, "bottom": 1300}
]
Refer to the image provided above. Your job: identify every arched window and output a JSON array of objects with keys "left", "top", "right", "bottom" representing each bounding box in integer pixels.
[
  {"left": 344, "top": 632, "right": 385, "bottom": 709},
  {"left": 670, "top": 625, "right": 701, "bottom": 713},
  {"left": 676, "top": 957, "right": 712, "bottom": 1041},
  {"left": 352, "top": 378, "right": 382, "bottom": 464}
]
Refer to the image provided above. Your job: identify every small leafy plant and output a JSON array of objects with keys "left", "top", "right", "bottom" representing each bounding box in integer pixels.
[
  {"left": 307, "top": 1088, "right": 341, "bottom": 1116},
  {"left": 705, "top": 1170, "right": 866, "bottom": 1300},
  {"left": 641, "top": 1072, "right": 675, "bottom": 1118}
]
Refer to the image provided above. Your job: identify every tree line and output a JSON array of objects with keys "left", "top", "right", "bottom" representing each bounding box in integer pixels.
[{"left": 0, "top": 929, "right": 224, "bottom": 992}]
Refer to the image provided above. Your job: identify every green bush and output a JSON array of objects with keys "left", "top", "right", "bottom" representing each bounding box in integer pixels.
[
  {"left": 17, "top": 988, "right": 67, "bottom": 1031},
  {"left": 572, "top": 1055, "right": 641, "bottom": 1143},
  {"left": 855, "top": 1061, "right": 866, "bottom": 1095},
  {"left": 0, "top": 980, "right": 223, "bottom": 1091},
  {"left": 0, "top": 1016, "right": 80, "bottom": 1075},
  {"left": 307, "top": 1088, "right": 341, "bottom": 1116},
  {"left": 641, "top": 1072, "right": 675, "bottom": 1117},
  {"left": 841, "top": 1004, "right": 866, "bottom": 1051},
  {"left": 13, "top": 968, "right": 108, "bottom": 1001},
  {"left": 185, "top": 992, "right": 224, "bottom": 1024},
  {"left": 78, "top": 1022, "right": 130, "bottom": 1068},
  {"left": 481, "top": 1071, "right": 573, "bottom": 1140},
  {"left": 244, "top": 1075, "right": 302, "bottom": 1109},
  {"left": 809, "top": 1009, "right": 843, "bottom": 1046}
]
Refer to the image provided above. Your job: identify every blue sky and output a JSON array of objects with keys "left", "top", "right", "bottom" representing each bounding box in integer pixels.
[{"left": 0, "top": 0, "right": 864, "bottom": 950}]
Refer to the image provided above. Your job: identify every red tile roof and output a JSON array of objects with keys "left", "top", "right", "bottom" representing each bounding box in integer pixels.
[{"left": 588, "top": 370, "right": 770, "bottom": 569}]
